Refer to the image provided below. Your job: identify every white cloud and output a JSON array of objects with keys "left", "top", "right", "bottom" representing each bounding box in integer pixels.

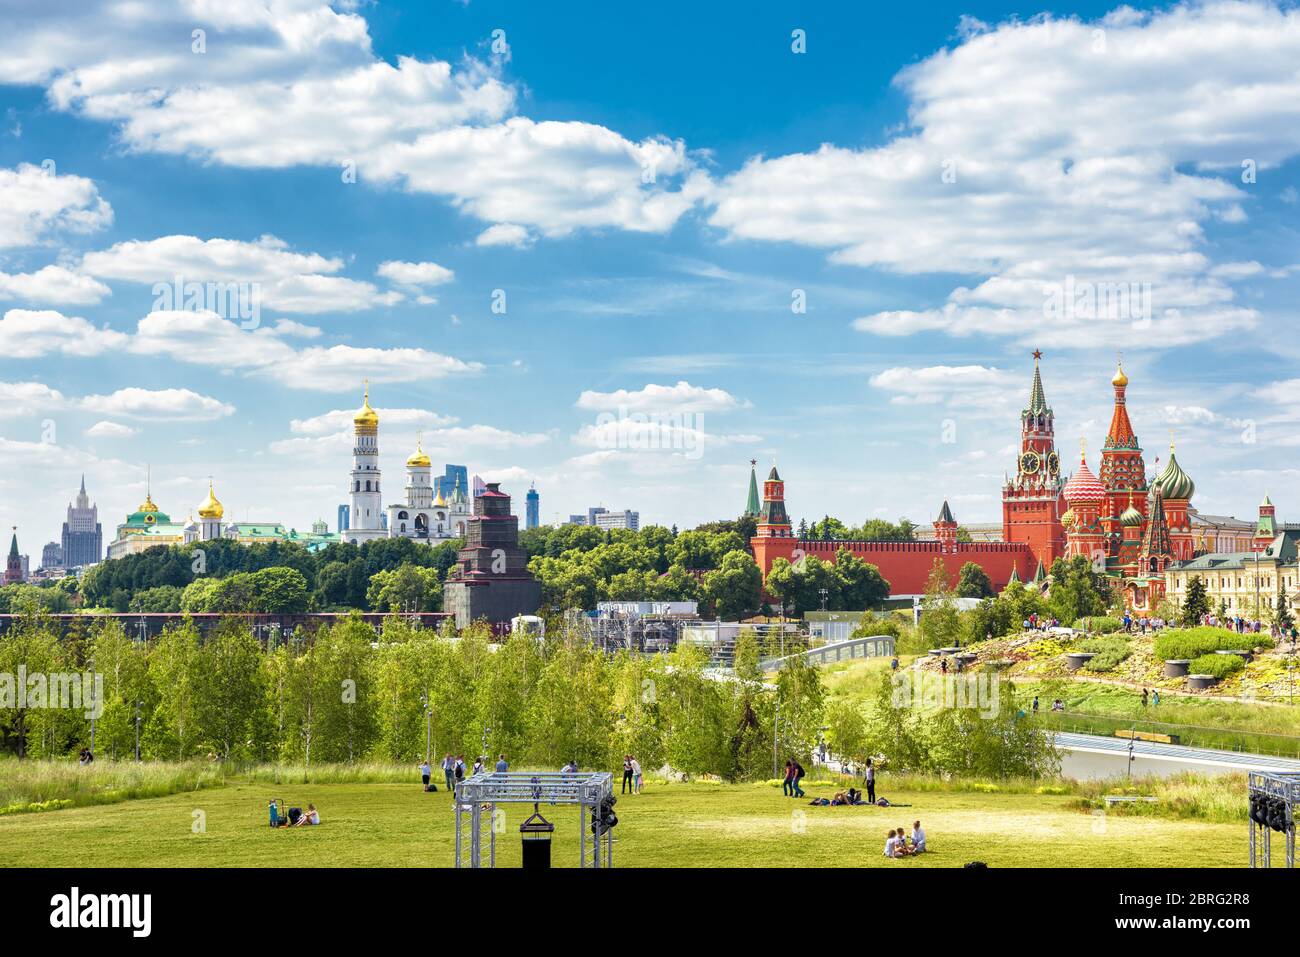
[
  {"left": 79, "top": 388, "right": 235, "bottom": 421},
  {"left": 708, "top": 2, "right": 1300, "bottom": 348},
  {"left": 0, "top": 381, "right": 69, "bottom": 418},
  {"left": 128, "top": 310, "right": 483, "bottom": 390},
  {"left": 475, "top": 223, "right": 532, "bottom": 248},
  {"left": 85, "top": 420, "right": 138, "bottom": 438},
  {"left": 81, "top": 234, "right": 390, "bottom": 314},
  {"left": 575, "top": 380, "right": 749, "bottom": 413},
  {"left": 869, "top": 365, "right": 1017, "bottom": 405},
  {"left": 0, "top": 265, "right": 110, "bottom": 306},
  {"left": 0, "top": 163, "right": 112, "bottom": 249},
  {"left": 377, "top": 260, "right": 454, "bottom": 288},
  {"left": 0, "top": 4, "right": 701, "bottom": 239},
  {"left": 289, "top": 407, "right": 458, "bottom": 435},
  {"left": 0, "top": 308, "right": 127, "bottom": 357}
]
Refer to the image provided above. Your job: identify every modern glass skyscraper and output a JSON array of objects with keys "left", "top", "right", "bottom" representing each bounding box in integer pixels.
[
  {"left": 434, "top": 464, "right": 469, "bottom": 501},
  {"left": 525, "top": 482, "right": 540, "bottom": 529},
  {"left": 60, "top": 475, "right": 102, "bottom": 568}
]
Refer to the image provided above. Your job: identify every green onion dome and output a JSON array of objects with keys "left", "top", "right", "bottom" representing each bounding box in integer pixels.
[
  {"left": 1120, "top": 502, "right": 1144, "bottom": 526},
  {"left": 1154, "top": 447, "right": 1195, "bottom": 501}
]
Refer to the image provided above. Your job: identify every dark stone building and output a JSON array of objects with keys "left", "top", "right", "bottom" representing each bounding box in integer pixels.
[{"left": 442, "top": 483, "right": 541, "bottom": 632}]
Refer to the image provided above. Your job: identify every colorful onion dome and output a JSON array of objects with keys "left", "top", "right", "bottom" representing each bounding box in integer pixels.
[
  {"left": 1120, "top": 502, "right": 1144, "bottom": 526},
  {"left": 1154, "top": 447, "right": 1194, "bottom": 501},
  {"left": 1063, "top": 455, "right": 1105, "bottom": 504},
  {"left": 197, "top": 481, "right": 224, "bottom": 520},
  {"left": 1060, "top": 507, "right": 1076, "bottom": 529}
]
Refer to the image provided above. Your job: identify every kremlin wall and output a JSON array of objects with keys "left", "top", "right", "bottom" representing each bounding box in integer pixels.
[{"left": 752, "top": 354, "right": 1269, "bottom": 613}]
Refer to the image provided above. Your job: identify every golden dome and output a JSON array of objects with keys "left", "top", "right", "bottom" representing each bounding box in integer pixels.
[
  {"left": 1111, "top": 361, "right": 1129, "bottom": 388},
  {"left": 354, "top": 381, "right": 379, "bottom": 433},
  {"left": 406, "top": 440, "right": 431, "bottom": 468},
  {"left": 433, "top": 488, "right": 447, "bottom": 507},
  {"left": 198, "top": 481, "right": 224, "bottom": 520},
  {"left": 138, "top": 493, "right": 159, "bottom": 514}
]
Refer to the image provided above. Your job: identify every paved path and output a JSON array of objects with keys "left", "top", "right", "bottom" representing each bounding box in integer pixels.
[{"left": 1056, "top": 730, "right": 1300, "bottom": 773}]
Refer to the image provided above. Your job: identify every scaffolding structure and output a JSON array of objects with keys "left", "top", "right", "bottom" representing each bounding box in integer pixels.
[
  {"left": 1248, "top": 771, "right": 1299, "bottom": 868},
  {"left": 453, "top": 771, "right": 615, "bottom": 868}
]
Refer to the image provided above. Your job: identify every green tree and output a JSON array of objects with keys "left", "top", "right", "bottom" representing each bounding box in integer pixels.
[
  {"left": 701, "top": 551, "right": 763, "bottom": 619},
  {"left": 192, "top": 621, "right": 267, "bottom": 759},
  {"left": 833, "top": 549, "right": 890, "bottom": 610},
  {"left": 366, "top": 565, "right": 443, "bottom": 612},
  {"left": 1181, "top": 575, "right": 1211, "bottom": 626},
  {"left": 955, "top": 562, "right": 994, "bottom": 599}
]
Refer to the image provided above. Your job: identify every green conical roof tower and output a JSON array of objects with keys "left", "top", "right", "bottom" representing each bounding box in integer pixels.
[
  {"left": 1026, "top": 349, "right": 1050, "bottom": 416},
  {"left": 7, "top": 531, "right": 17, "bottom": 560},
  {"left": 1007, "top": 565, "right": 1022, "bottom": 585},
  {"left": 744, "top": 459, "right": 760, "bottom": 517},
  {"left": 1033, "top": 558, "right": 1047, "bottom": 584}
]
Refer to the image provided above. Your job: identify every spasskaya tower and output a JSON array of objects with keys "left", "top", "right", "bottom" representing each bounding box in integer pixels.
[{"left": 1001, "top": 351, "right": 1066, "bottom": 573}]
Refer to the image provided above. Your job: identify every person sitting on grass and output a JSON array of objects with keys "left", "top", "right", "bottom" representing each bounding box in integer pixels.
[
  {"left": 831, "top": 790, "right": 849, "bottom": 806},
  {"left": 911, "top": 820, "right": 926, "bottom": 853},
  {"left": 896, "top": 824, "right": 915, "bottom": 855},
  {"left": 884, "top": 829, "right": 901, "bottom": 858},
  {"left": 293, "top": 803, "right": 320, "bottom": 827}
]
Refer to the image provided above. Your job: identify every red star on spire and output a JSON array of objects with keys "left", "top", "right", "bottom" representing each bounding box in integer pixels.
[{"left": 1032, "top": 349, "right": 1043, "bottom": 361}]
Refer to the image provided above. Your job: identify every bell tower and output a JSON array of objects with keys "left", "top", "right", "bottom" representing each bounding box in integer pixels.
[{"left": 1002, "top": 351, "right": 1066, "bottom": 570}]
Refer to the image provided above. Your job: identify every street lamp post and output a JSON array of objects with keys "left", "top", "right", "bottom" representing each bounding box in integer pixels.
[
  {"left": 421, "top": 691, "right": 432, "bottom": 766},
  {"left": 772, "top": 700, "right": 781, "bottom": 779},
  {"left": 819, "top": 588, "right": 829, "bottom": 612},
  {"left": 134, "top": 700, "right": 142, "bottom": 762}
]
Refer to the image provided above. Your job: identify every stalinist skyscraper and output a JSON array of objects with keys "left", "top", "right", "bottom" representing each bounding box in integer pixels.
[
  {"left": 345, "top": 382, "right": 386, "bottom": 544},
  {"left": 61, "top": 475, "right": 103, "bottom": 568}
]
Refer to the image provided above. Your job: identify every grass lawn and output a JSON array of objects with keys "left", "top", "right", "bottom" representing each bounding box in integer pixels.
[{"left": 0, "top": 777, "right": 1244, "bottom": 868}]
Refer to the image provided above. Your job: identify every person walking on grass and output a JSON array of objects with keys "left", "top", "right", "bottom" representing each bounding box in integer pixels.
[
  {"left": 782, "top": 759, "right": 794, "bottom": 797},
  {"left": 441, "top": 753, "right": 454, "bottom": 791},
  {"left": 622, "top": 754, "right": 634, "bottom": 794},
  {"left": 864, "top": 758, "right": 876, "bottom": 804},
  {"left": 791, "top": 758, "right": 806, "bottom": 798},
  {"left": 631, "top": 756, "right": 643, "bottom": 793}
]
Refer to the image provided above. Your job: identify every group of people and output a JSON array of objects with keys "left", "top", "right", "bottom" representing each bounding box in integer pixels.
[
  {"left": 884, "top": 821, "right": 926, "bottom": 858},
  {"left": 268, "top": 799, "right": 320, "bottom": 828},
  {"left": 1140, "top": 687, "right": 1161, "bottom": 707},
  {"left": 1121, "top": 614, "right": 1169, "bottom": 634},
  {"left": 1022, "top": 614, "right": 1062, "bottom": 631},
  {"left": 621, "top": 755, "right": 644, "bottom": 794},
  {"left": 432, "top": 753, "right": 512, "bottom": 792}
]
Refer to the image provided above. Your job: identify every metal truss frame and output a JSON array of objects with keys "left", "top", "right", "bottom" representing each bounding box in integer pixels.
[
  {"left": 453, "top": 772, "right": 615, "bottom": 868},
  {"left": 1249, "top": 771, "right": 1299, "bottom": 868}
]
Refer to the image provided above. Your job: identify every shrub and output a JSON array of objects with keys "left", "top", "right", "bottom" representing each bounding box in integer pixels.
[
  {"left": 1155, "top": 627, "right": 1251, "bottom": 662},
  {"left": 1075, "top": 615, "right": 1123, "bottom": 635},
  {"left": 1189, "top": 653, "right": 1245, "bottom": 680},
  {"left": 1079, "top": 636, "right": 1131, "bottom": 672}
]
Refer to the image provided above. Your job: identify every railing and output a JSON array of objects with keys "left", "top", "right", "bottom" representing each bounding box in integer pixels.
[
  {"left": 759, "top": 634, "right": 896, "bottom": 672},
  {"left": 1030, "top": 708, "right": 1300, "bottom": 760}
]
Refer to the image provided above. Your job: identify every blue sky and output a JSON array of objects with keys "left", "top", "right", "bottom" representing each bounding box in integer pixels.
[{"left": 1, "top": 0, "right": 1299, "bottom": 554}]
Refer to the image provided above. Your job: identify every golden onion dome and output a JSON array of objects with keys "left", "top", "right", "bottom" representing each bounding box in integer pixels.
[
  {"left": 1060, "top": 507, "right": 1076, "bottom": 528},
  {"left": 137, "top": 493, "right": 159, "bottom": 514},
  {"left": 406, "top": 441, "right": 431, "bottom": 468},
  {"left": 198, "top": 481, "right": 224, "bottom": 520},
  {"left": 1112, "top": 360, "right": 1129, "bottom": 388},
  {"left": 354, "top": 382, "right": 379, "bottom": 432},
  {"left": 433, "top": 488, "right": 447, "bottom": 507}
]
